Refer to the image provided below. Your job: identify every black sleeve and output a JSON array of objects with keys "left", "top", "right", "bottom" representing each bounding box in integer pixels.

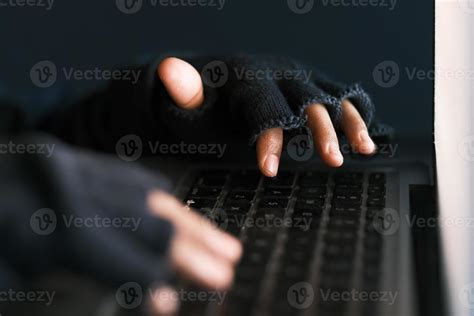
[{"left": 0, "top": 132, "right": 175, "bottom": 289}]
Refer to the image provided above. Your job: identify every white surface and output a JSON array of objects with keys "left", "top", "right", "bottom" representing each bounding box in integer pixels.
[{"left": 435, "top": 1, "right": 473, "bottom": 315}]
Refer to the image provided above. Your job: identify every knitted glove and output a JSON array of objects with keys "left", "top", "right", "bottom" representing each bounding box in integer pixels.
[
  {"left": 39, "top": 54, "right": 381, "bottom": 151},
  {"left": 152, "top": 54, "right": 376, "bottom": 144},
  {"left": 0, "top": 133, "right": 174, "bottom": 289}
]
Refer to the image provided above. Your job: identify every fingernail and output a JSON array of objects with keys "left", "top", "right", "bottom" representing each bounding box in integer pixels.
[
  {"left": 329, "top": 142, "right": 344, "bottom": 165},
  {"left": 359, "top": 131, "right": 376, "bottom": 154},
  {"left": 264, "top": 154, "right": 279, "bottom": 177}
]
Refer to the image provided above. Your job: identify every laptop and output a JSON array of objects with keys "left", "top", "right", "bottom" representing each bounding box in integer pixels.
[{"left": 140, "top": 1, "right": 472, "bottom": 315}]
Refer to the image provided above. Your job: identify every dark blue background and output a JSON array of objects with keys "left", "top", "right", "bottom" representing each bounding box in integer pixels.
[{"left": 0, "top": 0, "right": 433, "bottom": 139}]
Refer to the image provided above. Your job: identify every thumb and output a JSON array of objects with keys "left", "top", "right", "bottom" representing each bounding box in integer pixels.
[{"left": 157, "top": 57, "right": 204, "bottom": 110}]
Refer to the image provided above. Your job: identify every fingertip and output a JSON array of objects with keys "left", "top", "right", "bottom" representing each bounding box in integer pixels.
[
  {"left": 358, "top": 130, "right": 376, "bottom": 155},
  {"left": 324, "top": 143, "right": 344, "bottom": 167},
  {"left": 149, "top": 286, "right": 179, "bottom": 316},
  {"left": 263, "top": 154, "right": 279, "bottom": 177},
  {"left": 222, "top": 234, "right": 243, "bottom": 264},
  {"left": 158, "top": 57, "right": 204, "bottom": 109},
  {"left": 256, "top": 128, "right": 283, "bottom": 177}
]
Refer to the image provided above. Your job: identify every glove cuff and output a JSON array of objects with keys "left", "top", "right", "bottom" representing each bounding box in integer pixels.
[{"left": 339, "top": 83, "right": 375, "bottom": 127}]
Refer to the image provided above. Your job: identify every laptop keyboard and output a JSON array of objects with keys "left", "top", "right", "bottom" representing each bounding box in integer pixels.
[{"left": 183, "top": 169, "right": 387, "bottom": 316}]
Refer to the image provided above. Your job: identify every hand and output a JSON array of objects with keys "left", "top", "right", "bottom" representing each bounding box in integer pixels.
[
  {"left": 157, "top": 56, "right": 376, "bottom": 177},
  {"left": 146, "top": 191, "right": 242, "bottom": 314}
]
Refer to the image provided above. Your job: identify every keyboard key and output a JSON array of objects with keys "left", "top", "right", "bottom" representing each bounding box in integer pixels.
[
  {"left": 324, "top": 231, "right": 358, "bottom": 246},
  {"left": 263, "top": 187, "right": 292, "bottom": 197},
  {"left": 230, "top": 170, "right": 261, "bottom": 190},
  {"left": 227, "top": 190, "right": 255, "bottom": 202},
  {"left": 185, "top": 198, "right": 216, "bottom": 209},
  {"left": 334, "top": 172, "right": 364, "bottom": 184},
  {"left": 334, "top": 183, "right": 362, "bottom": 192},
  {"left": 368, "top": 185, "right": 385, "bottom": 195},
  {"left": 295, "top": 198, "right": 325, "bottom": 210},
  {"left": 194, "top": 172, "right": 228, "bottom": 187},
  {"left": 298, "top": 186, "right": 327, "bottom": 199},
  {"left": 259, "top": 198, "right": 289, "bottom": 209},
  {"left": 224, "top": 200, "right": 251, "bottom": 212},
  {"left": 332, "top": 205, "right": 361, "bottom": 213},
  {"left": 366, "top": 196, "right": 385, "bottom": 207},
  {"left": 263, "top": 172, "right": 295, "bottom": 188},
  {"left": 369, "top": 172, "right": 386, "bottom": 184},
  {"left": 282, "top": 248, "right": 314, "bottom": 265},
  {"left": 188, "top": 187, "right": 221, "bottom": 198},
  {"left": 299, "top": 171, "right": 328, "bottom": 187}
]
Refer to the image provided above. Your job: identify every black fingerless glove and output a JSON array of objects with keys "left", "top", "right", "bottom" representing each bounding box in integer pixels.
[
  {"left": 39, "top": 54, "right": 382, "bottom": 151},
  {"left": 0, "top": 134, "right": 175, "bottom": 289},
  {"left": 152, "top": 54, "right": 376, "bottom": 144}
]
